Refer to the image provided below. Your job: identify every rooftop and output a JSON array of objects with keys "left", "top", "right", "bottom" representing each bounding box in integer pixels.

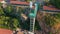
[
  {"left": 10, "top": 1, "right": 60, "bottom": 11},
  {"left": 0, "top": 1, "right": 60, "bottom": 11},
  {"left": 43, "top": 6, "right": 60, "bottom": 11},
  {"left": 0, "top": 28, "right": 12, "bottom": 34}
]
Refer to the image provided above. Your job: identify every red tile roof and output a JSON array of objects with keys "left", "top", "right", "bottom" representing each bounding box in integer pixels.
[
  {"left": 10, "top": 1, "right": 35, "bottom": 8},
  {"left": 43, "top": 6, "right": 60, "bottom": 11},
  {"left": 0, "top": 0, "right": 17, "bottom": 1},
  {"left": 10, "top": 1, "right": 60, "bottom": 11},
  {"left": 0, "top": 0, "right": 3, "bottom": 1},
  {"left": 0, "top": 1, "right": 60, "bottom": 11},
  {"left": 0, "top": 28, "right": 12, "bottom": 34},
  {"left": 10, "top": 1, "right": 29, "bottom": 5}
]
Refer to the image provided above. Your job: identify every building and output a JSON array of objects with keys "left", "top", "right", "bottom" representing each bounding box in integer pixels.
[{"left": 0, "top": 28, "right": 12, "bottom": 34}]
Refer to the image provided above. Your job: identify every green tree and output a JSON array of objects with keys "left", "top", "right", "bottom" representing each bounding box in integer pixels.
[
  {"left": 50, "top": 0, "right": 60, "bottom": 8},
  {"left": 0, "top": 6, "right": 4, "bottom": 15},
  {"left": 5, "top": 6, "right": 13, "bottom": 14},
  {"left": 25, "top": 0, "right": 30, "bottom": 2}
]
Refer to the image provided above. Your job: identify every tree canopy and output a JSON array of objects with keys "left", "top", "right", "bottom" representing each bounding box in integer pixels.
[{"left": 50, "top": 0, "right": 60, "bottom": 8}]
